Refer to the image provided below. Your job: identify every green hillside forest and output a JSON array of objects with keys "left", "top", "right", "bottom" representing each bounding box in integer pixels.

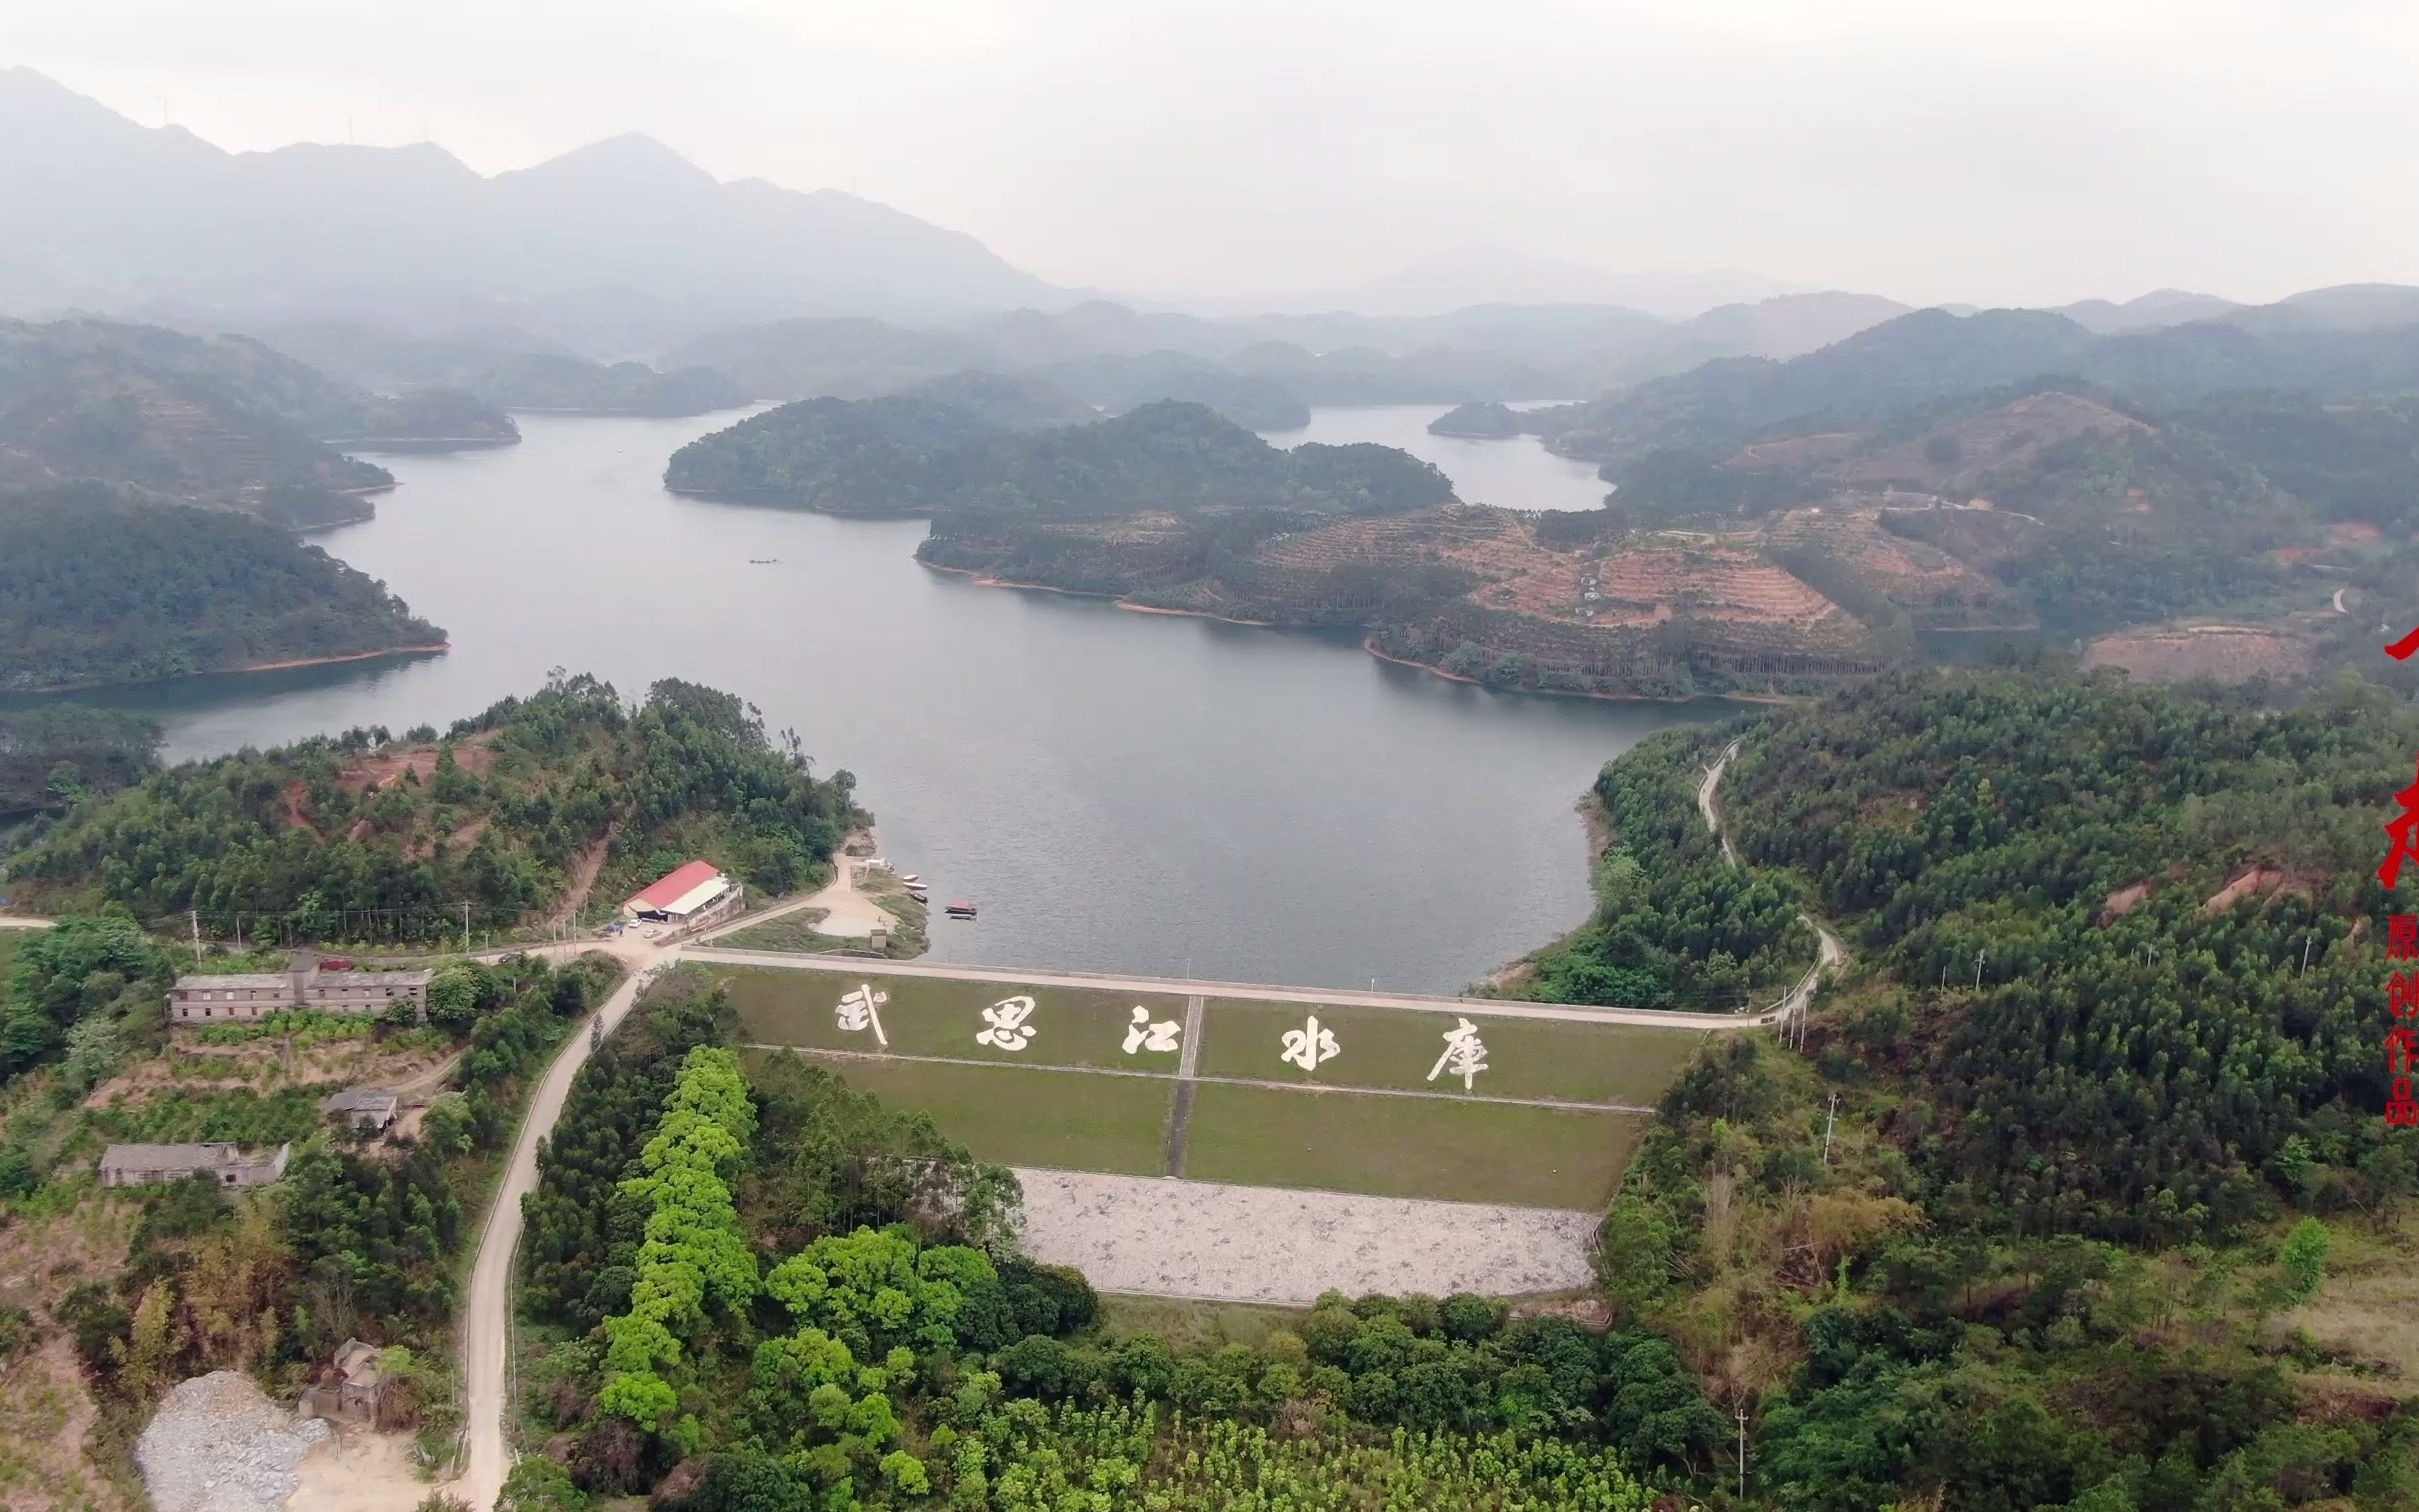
[{"left": 0, "top": 489, "right": 445, "bottom": 692}]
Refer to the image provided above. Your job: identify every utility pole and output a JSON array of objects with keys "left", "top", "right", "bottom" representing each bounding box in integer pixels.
[
  {"left": 1823, "top": 1090, "right": 1841, "bottom": 1165},
  {"left": 1736, "top": 1404, "right": 1749, "bottom": 1500},
  {"left": 1973, "top": 948, "right": 1985, "bottom": 992},
  {"left": 189, "top": 908, "right": 202, "bottom": 967},
  {"left": 462, "top": 902, "right": 471, "bottom": 952},
  {"left": 2301, "top": 935, "right": 2316, "bottom": 975}
]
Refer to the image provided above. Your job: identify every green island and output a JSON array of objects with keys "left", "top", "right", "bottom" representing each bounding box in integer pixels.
[
  {"left": 0, "top": 488, "right": 447, "bottom": 692},
  {"left": 667, "top": 396, "right": 1452, "bottom": 520},
  {"left": 1427, "top": 400, "right": 1528, "bottom": 438}
]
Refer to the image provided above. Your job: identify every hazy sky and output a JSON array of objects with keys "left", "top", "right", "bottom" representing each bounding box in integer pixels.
[{"left": 8, "top": 0, "right": 2416, "bottom": 309}]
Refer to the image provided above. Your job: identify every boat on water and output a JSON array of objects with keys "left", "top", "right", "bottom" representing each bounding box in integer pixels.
[
  {"left": 905, "top": 888, "right": 929, "bottom": 905},
  {"left": 895, "top": 872, "right": 921, "bottom": 885},
  {"left": 945, "top": 900, "right": 978, "bottom": 919}
]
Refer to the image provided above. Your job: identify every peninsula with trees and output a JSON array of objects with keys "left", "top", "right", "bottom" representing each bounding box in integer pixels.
[
  {"left": 0, "top": 487, "right": 447, "bottom": 692},
  {"left": 7, "top": 673, "right": 857, "bottom": 937},
  {"left": 0, "top": 316, "right": 516, "bottom": 526}
]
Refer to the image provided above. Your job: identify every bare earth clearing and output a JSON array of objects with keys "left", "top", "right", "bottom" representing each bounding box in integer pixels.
[{"left": 1012, "top": 1167, "right": 1598, "bottom": 1305}]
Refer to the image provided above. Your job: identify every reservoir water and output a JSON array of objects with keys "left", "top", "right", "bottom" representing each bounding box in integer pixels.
[
  {"left": 1260, "top": 402, "right": 1605, "bottom": 513},
  {"left": 50, "top": 411, "right": 1717, "bottom": 992}
]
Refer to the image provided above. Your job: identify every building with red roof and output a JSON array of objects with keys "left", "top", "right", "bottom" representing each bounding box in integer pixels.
[{"left": 622, "top": 860, "right": 733, "bottom": 921}]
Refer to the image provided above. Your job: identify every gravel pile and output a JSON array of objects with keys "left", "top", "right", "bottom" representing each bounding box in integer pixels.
[
  {"left": 137, "top": 1372, "right": 332, "bottom": 1512},
  {"left": 1014, "top": 1167, "right": 1598, "bottom": 1304}
]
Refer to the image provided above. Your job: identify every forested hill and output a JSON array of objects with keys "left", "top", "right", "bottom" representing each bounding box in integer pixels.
[
  {"left": 1543, "top": 305, "right": 2419, "bottom": 466},
  {"left": 945, "top": 400, "right": 1455, "bottom": 519},
  {"left": 1531, "top": 664, "right": 2400, "bottom": 1235},
  {"left": 0, "top": 317, "right": 515, "bottom": 522},
  {"left": 1724, "top": 666, "right": 2396, "bottom": 1237},
  {"left": 5, "top": 674, "right": 859, "bottom": 941},
  {"left": 1509, "top": 665, "right": 2419, "bottom": 1506},
  {"left": 668, "top": 396, "right": 1454, "bottom": 520},
  {"left": 0, "top": 489, "right": 445, "bottom": 692}
]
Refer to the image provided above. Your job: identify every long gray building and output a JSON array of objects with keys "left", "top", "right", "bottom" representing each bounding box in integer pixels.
[{"left": 168, "top": 961, "right": 433, "bottom": 1023}]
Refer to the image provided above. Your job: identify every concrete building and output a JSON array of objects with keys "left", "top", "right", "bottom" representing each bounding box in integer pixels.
[
  {"left": 99, "top": 1141, "right": 291, "bottom": 1189},
  {"left": 301, "top": 1339, "right": 394, "bottom": 1424},
  {"left": 168, "top": 961, "right": 434, "bottom": 1023},
  {"left": 320, "top": 1087, "right": 402, "bottom": 1133},
  {"left": 622, "top": 860, "right": 741, "bottom": 927}
]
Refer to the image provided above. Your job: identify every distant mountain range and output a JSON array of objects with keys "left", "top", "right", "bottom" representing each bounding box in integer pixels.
[
  {"left": 1540, "top": 300, "right": 2419, "bottom": 466},
  {"left": 1264, "top": 247, "right": 1809, "bottom": 320},
  {"left": 0, "top": 68, "right": 1067, "bottom": 333}
]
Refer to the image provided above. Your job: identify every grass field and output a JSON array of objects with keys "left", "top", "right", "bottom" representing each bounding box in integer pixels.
[
  {"left": 716, "top": 966, "right": 1190, "bottom": 1072},
  {"left": 747, "top": 1048, "right": 1172, "bottom": 1175},
  {"left": 723, "top": 963, "right": 1697, "bottom": 1209},
  {"left": 1192, "top": 998, "right": 1704, "bottom": 1106},
  {"left": 1179, "top": 1082, "right": 1642, "bottom": 1208}
]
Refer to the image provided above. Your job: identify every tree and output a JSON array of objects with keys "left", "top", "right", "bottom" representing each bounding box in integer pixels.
[
  {"left": 2276, "top": 1219, "right": 2328, "bottom": 1307},
  {"left": 497, "top": 1457, "right": 589, "bottom": 1512}
]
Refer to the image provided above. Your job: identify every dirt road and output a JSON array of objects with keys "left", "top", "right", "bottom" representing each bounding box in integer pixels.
[
  {"left": 1699, "top": 738, "right": 1845, "bottom": 1028},
  {"left": 444, "top": 936, "right": 670, "bottom": 1511},
  {"left": 1696, "top": 738, "right": 1743, "bottom": 864},
  {"left": 0, "top": 915, "right": 56, "bottom": 930}
]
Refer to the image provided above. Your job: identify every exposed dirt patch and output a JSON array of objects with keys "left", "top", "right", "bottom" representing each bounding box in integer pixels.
[
  {"left": 2200, "top": 865, "right": 2316, "bottom": 917},
  {"left": 2331, "top": 521, "right": 2386, "bottom": 544},
  {"left": 2098, "top": 881, "right": 2152, "bottom": 924},
  {"left": 284, "top": 1425, "right": 429, "bottom": 1512},
  {"left": 332, "top": 734, "right": 497, "bottom": 796},
  {"left": 84, "top": 1035, "right": 455, "bottom": 1112},
  {"left": 543, "top": 828, "right": 618, "bottom": 929},
  {"left": 2082, "top": 624, "right": 2315, "bottom": 686},
  {"left": 0, "top": 1335, "right": 132, "bottom": 1512}
]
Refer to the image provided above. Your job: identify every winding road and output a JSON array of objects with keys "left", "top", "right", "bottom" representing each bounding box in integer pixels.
[{"left": 1698, "top": 738, "right": 1845, "bottom": 1028}]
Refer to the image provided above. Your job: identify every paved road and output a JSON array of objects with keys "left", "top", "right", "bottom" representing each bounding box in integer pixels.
[
  {"left": 446, "top": 937, "right": 671, "bottom": 1512},
  {"left": 683, "top": 945, "right": 1785, "bottom": 1031}
]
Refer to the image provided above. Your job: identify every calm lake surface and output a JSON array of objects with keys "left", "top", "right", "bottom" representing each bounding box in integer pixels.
[
  {"left": 54, "top": 411, "right": 1718, "bottom": 991},
  {"left": 1260, "top": 402, "right": 1606, "bottom": 513}
]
